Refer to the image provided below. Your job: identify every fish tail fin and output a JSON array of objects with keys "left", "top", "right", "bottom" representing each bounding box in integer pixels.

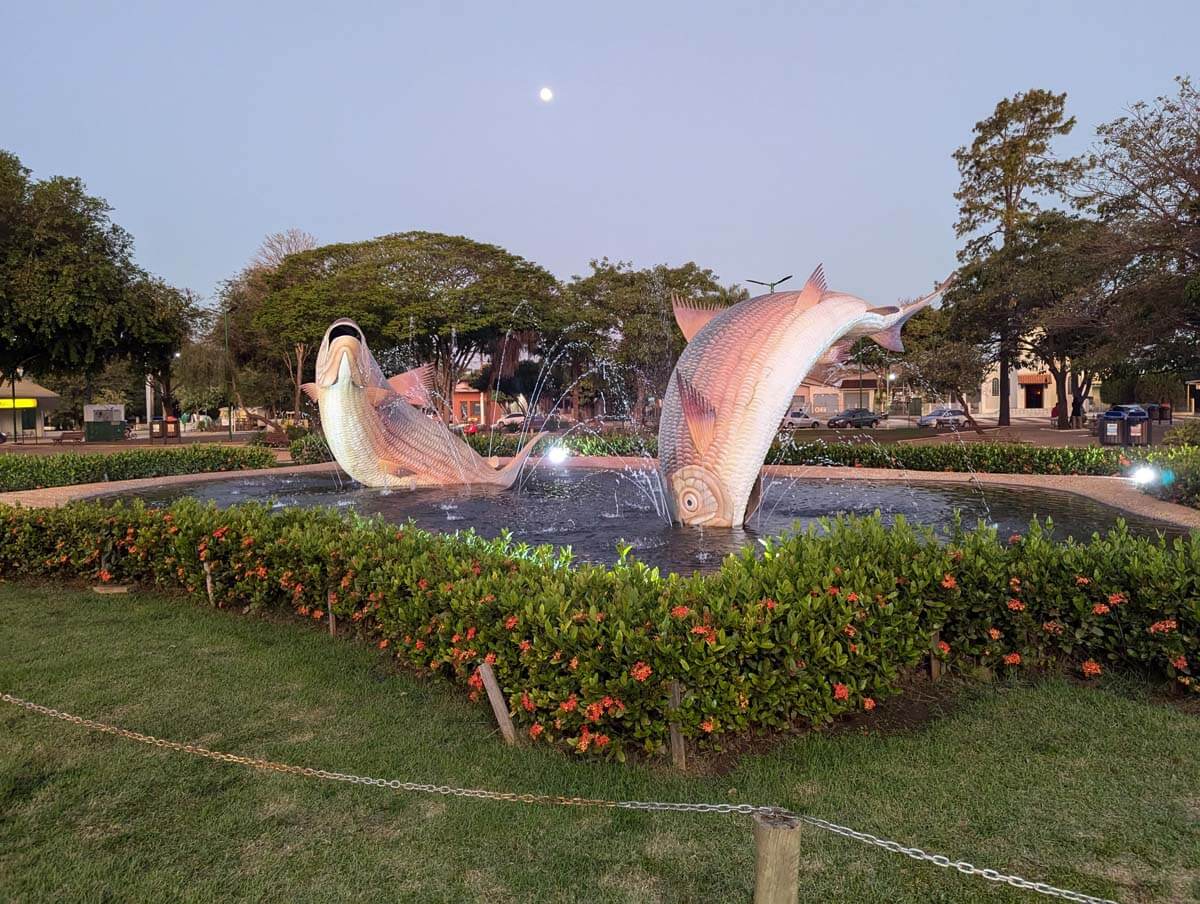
[{"left": 495, "top": 431, "right": 548, "bottom": 488}]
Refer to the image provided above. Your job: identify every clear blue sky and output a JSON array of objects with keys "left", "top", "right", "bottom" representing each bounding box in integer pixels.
[{"left": 3, "top": 1, "right": 1195, "bottom": 305}]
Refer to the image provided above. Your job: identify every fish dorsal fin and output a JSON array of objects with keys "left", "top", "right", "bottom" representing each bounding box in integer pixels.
[
  {"left": 867, "top": 305, "right": 901, "bottom": 316},
  {"left": 387, "top": 364, "right": 435, "bottom": 408},
  {"left": 870, "top": 324, "right": 905, "bottom": 352},
  {"left": 366, "top": 386, "right": 395, "bottom": 408},
  {"left": 676, "top": 374, "right": 716, "bottom": 453},
  {"left": 300, "top": 382, "right": 320, "bottom": 403},
  {"left": 672, "top": 294, "right": 726, "bottom": 343},
  {"left": 793, "top": 264, "right": 827, "bottom": 310}
]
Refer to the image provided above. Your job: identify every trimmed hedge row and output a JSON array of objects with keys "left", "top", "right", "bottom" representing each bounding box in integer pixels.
[
  {"left": 0, "top": 445, "right": 278, "bottom": 492},
  {"left": 2, "top": 501, "right": 1195, "bottom": 759}
]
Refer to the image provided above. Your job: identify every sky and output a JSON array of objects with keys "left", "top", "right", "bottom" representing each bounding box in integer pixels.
[{"left": 3, "top": 0, "right": 1197, "bottom": 307}]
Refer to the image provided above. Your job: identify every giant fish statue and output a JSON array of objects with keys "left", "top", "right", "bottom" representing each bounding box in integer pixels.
[
  {"left": 303, "top": 319, "right": 544, "bottom": 489},
  {"left": 658, "top": 267, "right": 952, "bottom": 527}
]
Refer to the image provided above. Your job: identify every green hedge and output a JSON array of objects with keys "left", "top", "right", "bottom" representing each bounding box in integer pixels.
[
  {"left": 0, "top": 445, "right": 277, "bottom": 492},
  {"left": 2, "top": 501, "right": 1195, "bottom": 759},
  {"left": 289, "top": 433, "right": 333, "bottom": 464}
]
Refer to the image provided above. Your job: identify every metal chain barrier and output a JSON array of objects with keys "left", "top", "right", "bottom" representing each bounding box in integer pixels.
[{"left": 2, "top": 692, "right": 1119, "bottom": 904}]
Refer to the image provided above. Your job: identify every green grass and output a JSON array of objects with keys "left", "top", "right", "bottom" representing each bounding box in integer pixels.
[{"left": 2, "top": 583, "right": 1197, "bottom": 903}]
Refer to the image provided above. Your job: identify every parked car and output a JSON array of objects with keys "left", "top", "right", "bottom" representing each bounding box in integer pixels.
[
  {"left": 780, "top": 408, "right": 821, "bottom": 429},
  {"left": 493, "top": 412, "right": 528, "bottom": 432},
  {"left": 916, "top": 407, "right": 968, "bottom": 428},
  {"left": 592, "top": 414, "right": 634, "bottom": 431},
  {"left": 525, "top": 414, "right": 571, "bottom": 432},
  {"left": 827, "top": 408, "right": 881, "bottom": 428}
]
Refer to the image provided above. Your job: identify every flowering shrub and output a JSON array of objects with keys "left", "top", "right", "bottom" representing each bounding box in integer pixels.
[
  {"left": 289, "top": 433, "right": 333, "bottom": 464},
  {"left": 0, "top": 445, "right": 277, "bottom": 492},
  {"left": 1, "top": 502, "right": 1196, "bottom": 759}
]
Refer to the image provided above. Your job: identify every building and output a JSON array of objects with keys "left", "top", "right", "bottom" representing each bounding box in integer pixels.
[
  {"left": 451, "top": 382, "right": 506, "bottom": 426},
  {"left": 976, "top": 364, "right": 1102, "bottom": 419},
  {"left": 1187, "top": 379, "right": 1200, "bottom": 414},
  {"left": 1, "top": 379, "right": 61, "bottom": 441},
  {"left": 789, "top": 365, "right": 902, "bottom": 418}
]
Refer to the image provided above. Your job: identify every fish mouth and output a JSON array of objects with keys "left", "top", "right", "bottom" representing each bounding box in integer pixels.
[{"left": 316, "top": 321, "right": 370, "bottom": 388}]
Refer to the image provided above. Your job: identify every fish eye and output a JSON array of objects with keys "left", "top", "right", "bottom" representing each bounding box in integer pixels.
[{"left": 682, "top": 492, "right": 698, "bottom": 510}]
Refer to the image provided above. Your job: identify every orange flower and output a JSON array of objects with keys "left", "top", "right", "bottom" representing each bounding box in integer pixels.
[
  {"left": 1108, "top": 592, "right": 1127, "bottom": 605},
  {"left": 670, "top": 605, "right": 691, "bottom": 618},
  {"left": 863, "top": 697, "right": 876, "bottom": 711},
  {"left": 1149, "top": 619, "right": 1178, "bottom": 635},
  {"left": 845, "top": 592, "right": 859, "bottom": 603},
  {"left": 843, "top": 625, "right": 857, "bottom": 638},
  {"left": 1008, "top": 534, "right": 1022, "bottom": 545},
  {"left": 988, "top": 628, "right": 1002, "bottom": 641},
  {"left": 518, "top": 640, "right": 532, "bottom": 653},
  {"left": 521, "top": 692, "right": 535, "bottom": 712},
  {"left": 833, "top": 682, "right": 849, "bottom": 701},
  {"left": 940, "top": 574, "right": 957, "bottom": 590},
  {"left": 98, "top": 569, "right": 112, "bottom": 583},
  {"left": 630, "top": 661, "right": 653, "bottom": 682},
  {"left": 560, "top": 695, "right": 578, "bottom": 713},
  {"left": 1081, "top": 659, "right": 1102, "bottom": 678},
  {"left": 414, "top": 639, "right": 426, "bottom": 651},
  {"left": 585, "top": 702, "right": 604, "bottom": 722},
  {"left": 700, "top": 718, "right": 716, "bottom": 733},
  {"left": 937, "top": 640, "right": 951, "bottom": 655},
  {"left": 529, "top": 723, "right": 544, "bottom": 739},
  {"left": 378, "top": 638, "right": 390, "bottom": 650},
  {"left": 504, "top": 615, "right": 518, "bottom": 630},
  {"left": 1002, "top": 652, "right": 1021, "bottom": 666},
  {"left": 763, "top": 597, "right": 777, "bottom": 610},
  {"left": 594, "top": 733, "right": 610, "bottom": 748},
  {"left": 1171, "top": 656, "right": 1187, "bottom": 670},
  {"left": 1092, "top": 603, "right": 1110, "bottom": 616},
  {"left": 467, "top": 671, "right": 483, "bottom": 690},
  {"left": 1074, "top": 575, "right": 1091, "bottom": 586},
  {"left": 1007, "top": 599, "right": 1025, "bottom": 612},
  {"left": 1042, "top": 621, "right": 1063, "bottom": 636},
  {"left": 1009, "top": 576, "right": 1021, "bottom": 589}
]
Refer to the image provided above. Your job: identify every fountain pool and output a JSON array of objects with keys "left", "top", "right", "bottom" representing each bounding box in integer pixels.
[{"left": 113, "top": 467, "right": 1183, "bottom": 573}]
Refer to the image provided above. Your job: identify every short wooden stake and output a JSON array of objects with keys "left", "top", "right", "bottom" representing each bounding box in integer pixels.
[
  {"left": 202, "top": 560, "right": 215, "bottom": 607},
  {"left": 668, "top": 680, "right": 687, "bottom": 771},
  {"left": 929, "top": 631, "right": 943, "bottom": 681},
  {"left": 91, "top": 585, "right": 130, "bottom": 594},
  {"left": 478, "top": 662, "right": 517, "bottom": 746},
  {"left": 327, "top": 591, "right": 337, "bottom": 636},
  {"left": 753, "top": 812, "right": 802, "bottom": 904}
]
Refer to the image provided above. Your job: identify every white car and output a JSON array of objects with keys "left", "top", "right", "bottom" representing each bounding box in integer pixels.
[
  {"left": 917, "top": 407, "right": 968, "bottom": 428},
  {"left": 781, "top": 409, "right": 821, "bottom": 429}
]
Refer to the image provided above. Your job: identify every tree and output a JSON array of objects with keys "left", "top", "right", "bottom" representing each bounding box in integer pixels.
[
  {"left": 0, "top": 150, "right": 148, "bottom": 390},
  {"left": 566, "top": 260, "right": 746, "bottom": 426},
  {"left": 256, "top": 232, "right": 561, "bottom": 420},
  {"left": 1078, "top": 76, "right": 1200, "bottom": 374},
  {"left": 952, "top": 90, "right": 1083, "bottom": 425},
  {"left": 897, "top": 306, "right": 989, "bottom": 431}
]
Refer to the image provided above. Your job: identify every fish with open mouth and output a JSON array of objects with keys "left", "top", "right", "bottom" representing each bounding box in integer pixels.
[
  {"left": 302, "top": 319, "right": 544, "bottom": 488},
  {"left": 659, "top": 267, "right": 953, "bottom": 527}
]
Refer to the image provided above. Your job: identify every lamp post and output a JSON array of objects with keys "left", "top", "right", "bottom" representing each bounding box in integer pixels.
[
  {"left": 888, "top": 372, "right": 897, "bottom": 423},
  {"left": 224, "top": 309, "right": 234, "bottom": 442},
  {"left": 746, "top": 274, "right": 793, "bottom": 294},
  {"left": 11, "top": 366, "right": 24, "bottom": 443}
]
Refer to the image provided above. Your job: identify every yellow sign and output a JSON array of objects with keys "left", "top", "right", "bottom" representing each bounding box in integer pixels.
[{"left": 0, "top": 398, "right": 36, "bottom": 409}]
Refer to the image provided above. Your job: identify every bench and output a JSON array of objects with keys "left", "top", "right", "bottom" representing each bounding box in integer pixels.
[{"left": 53, "top": 431, "right": 85, "bottom": 443}]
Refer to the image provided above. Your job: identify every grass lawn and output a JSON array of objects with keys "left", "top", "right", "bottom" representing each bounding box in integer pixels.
[{"left": 2, "top": 582, "right": 1197, "bottom": 903}]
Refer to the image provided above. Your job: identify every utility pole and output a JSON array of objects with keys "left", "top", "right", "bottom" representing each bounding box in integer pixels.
[{"left": 224, "top": 308, "right": 234, "bottom": 442}]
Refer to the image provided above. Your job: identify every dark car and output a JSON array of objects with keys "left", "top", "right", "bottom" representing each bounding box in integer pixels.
[{"left": 827, "top": 408, "right": 882, "bottom": 428}]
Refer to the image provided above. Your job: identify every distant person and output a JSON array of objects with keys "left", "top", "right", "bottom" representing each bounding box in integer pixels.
[
  {"left": 1051, "top": 402, "right": 1060, "bottom": 425},
  {"left": 1070, "top": 396, "right": 1084, "bottom": 429}
]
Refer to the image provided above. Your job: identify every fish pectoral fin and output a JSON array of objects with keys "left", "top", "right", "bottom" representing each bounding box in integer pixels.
[
  {"left": 672, "top": 294, "right": 725, "bottom": 342},
  {"left": 366, "top": 386, "right": 396, "bottom": 408},
  {"left": 677, "top": 374, "right": 717, "bottom": 453},
  {"left": 386, "top": 364, "right": 435, "bottom": 408},
  {"left": 821, "top": 340, "right": 855, "bottom": 365},
  {"left": 869, "top": 324, "right": 905, "bottom": 352},
  {"left": 300, "top": 382, "right": 320, "bottom": 403}
]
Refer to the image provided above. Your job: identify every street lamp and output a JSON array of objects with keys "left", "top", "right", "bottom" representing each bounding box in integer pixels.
[
  {"left": 224, "top": 309, "right": 234, "bottom": 441},
  {"left": 746, "top": 274, "right": 793, "bottom": 294},
  {"left": 11, "top": 366, "right": 24, "bottom": 443}
]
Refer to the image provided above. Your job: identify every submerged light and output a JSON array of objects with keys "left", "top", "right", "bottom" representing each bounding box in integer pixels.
[
  {"left": 547, "top": 445, "right": 569, "bottom": 464},
  {"left": 1130, "top": 465, "right": 1159, "bottom": 486}
]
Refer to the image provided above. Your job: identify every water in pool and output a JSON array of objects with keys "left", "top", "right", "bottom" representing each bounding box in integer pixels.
[{"left": 118, "top": 464, "right": 1182, "bottom": 573}]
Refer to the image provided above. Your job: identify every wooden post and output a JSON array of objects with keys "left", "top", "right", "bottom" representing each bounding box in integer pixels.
[
  {"left": 753, "top": 812, "right": 802, "bottom": 904},
  {"left": 929, "top": 631, "right": 943, "bottom": 681},
  {"left": 327, "top": 590, "right": 337, "bottom": 636},
  {"left": 478, "top": 662, "right": 517, "bottom": 746},
  {"left": 202, "top": 560, "right": 215, "bottom": 607},
  {"left": 668, "top": 680, "right": 686, "bottom": 771}
]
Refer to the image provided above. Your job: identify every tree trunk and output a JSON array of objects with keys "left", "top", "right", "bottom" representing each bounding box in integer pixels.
[
  {"left": 290, "top": 342, "right": 308, "bottom": 419},
  {"left": 997, "top": 331, "right": 1011, "bottom": 427},
  {"left": 954, "top": 389, "right": 987, "bottom": 435},
  {"left": 1051, "top": 364, "right": 1069, "bottom": 429}
]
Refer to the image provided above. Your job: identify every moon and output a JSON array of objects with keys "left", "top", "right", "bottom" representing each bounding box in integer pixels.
[{"left": 538, "top": 86, "right": 554, "bottom": 103}]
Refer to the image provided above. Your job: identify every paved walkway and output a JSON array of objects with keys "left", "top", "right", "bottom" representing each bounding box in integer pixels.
[{"left": 3, "top": 455, "right": 1197, "bottom": 532}]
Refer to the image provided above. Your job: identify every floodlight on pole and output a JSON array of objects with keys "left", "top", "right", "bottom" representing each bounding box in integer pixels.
[{"left": 746, "top": 274, "right": 793, "bottom": 294}]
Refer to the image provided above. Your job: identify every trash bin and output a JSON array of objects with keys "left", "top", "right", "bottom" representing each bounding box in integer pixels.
[
  {"left": 1098, "top": 411, "right": 1128, "bottom": 446},
  {"left": 1127, "top": 413, "right": 1152, "bottom": 446}
]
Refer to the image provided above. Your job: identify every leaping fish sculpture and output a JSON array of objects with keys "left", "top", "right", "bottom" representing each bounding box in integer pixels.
[
  {"left": 303, "top": 319, "right": 544, "bottom": 489},
  {"left": 658, "top": 267, "right": 953, "bottom": 527}
]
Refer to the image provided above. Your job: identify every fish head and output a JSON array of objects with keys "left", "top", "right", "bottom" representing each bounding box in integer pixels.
[
  {"left": 668, "top": 464, "right": 735, "bottom": 526},
  {"left": 316, "top": 319, "right": 373, "bottom": 390}
]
